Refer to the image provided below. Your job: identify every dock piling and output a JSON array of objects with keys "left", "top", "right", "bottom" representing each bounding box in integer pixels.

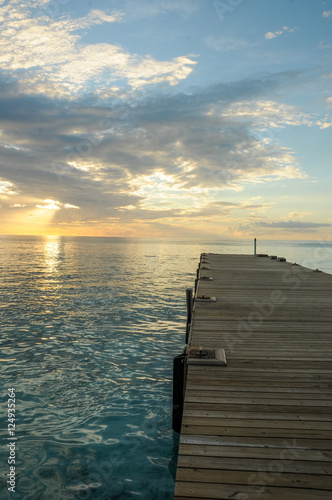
[{"left": 185, "top": 287, "right": 193, "bottom": 344}]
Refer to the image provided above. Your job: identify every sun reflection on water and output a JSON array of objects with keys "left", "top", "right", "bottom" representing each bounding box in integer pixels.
[{"left": 43, "top": 235, "right": 61, "bottom": 273}]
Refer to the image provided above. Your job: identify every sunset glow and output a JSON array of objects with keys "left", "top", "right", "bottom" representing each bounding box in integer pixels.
[{"left": 0, "top": 1, "right": 331, "bottom": 239}]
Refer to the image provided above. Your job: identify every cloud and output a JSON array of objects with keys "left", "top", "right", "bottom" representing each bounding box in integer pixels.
[
  {"left": 113, "top": 0, "right": 202, "bottom": 20},
  {"left": 318, "top": 41, "right": 332, "bottom": 49},
  {"left": 0, "top": 1, "right": 196, "bottom": 97},
  {"left": 0, "top": 179, "right": 18, "bottom": 197},
  {"left": 220, "top": 100, "right": 312, "bottom": 128},
  {"left": 36, "top": 199, "right": 61, "bottom": 210},
  {"left": 205, "top": 35, "right": 253, "bottom": 52},
  {"left": 63, "top": 203, "right": 80, "bottom": 209},
  {"left": 265, "top": 26, "right": 297, "bottom": 40},
  {"left": 0, "top": 70, "right": 323, "bottom": 234},
  {"left": 323, "top": 10, "right": 332, "bottom": 18},
  {"left": 257, "top": 220, "right": 331, "bottom": 229},
  {"left": 316, "top": 119, "right": 332, "bottom": 129},
  {"left": 283, "top": 211, "right": 312, "bottom": 219},
  {"left": 237, "top": 218, "right": 331, "bottom": 236},
  {"left": 0, "top": 71, "right": 305, "bottom": 220},
  {"left": 36, "top": 199, "right": 79, "bottom": 210}
]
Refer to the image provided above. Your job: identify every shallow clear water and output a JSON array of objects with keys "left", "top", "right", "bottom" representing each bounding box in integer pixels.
[{"left": 0, "top": 236, "right": 331, "bottom": 499}]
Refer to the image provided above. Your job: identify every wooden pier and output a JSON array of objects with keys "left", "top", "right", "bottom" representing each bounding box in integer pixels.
[{"left": 173, "top": 253, "right": 332, "bottom": 500}]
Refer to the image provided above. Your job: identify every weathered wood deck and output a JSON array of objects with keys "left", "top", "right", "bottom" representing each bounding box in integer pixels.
[{"left": 174, "top": 253, "right": 332, "bottom": 500}]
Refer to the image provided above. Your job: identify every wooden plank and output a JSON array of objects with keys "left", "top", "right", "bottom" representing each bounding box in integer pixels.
[
  {"left": 185, "top": 385, "right": 332, "bottom": 394},
  {"left": 175, "top": 468, "right": 332, "bottom": 489},
  {"left": 180, "top": 435, "right": 332, "bottom": 449},
  {"left": 183, "top": 409, "right": 332, "bottom": 421},
  {"left": 181, "top": 425, "right": 332, "bottom": 439},
  {"left": 177, "top": 456, "right": 332, "bottom": 474},
  {"left": 174, "top": 483, "right": 332, "bottom": 499},
  {"left": 181, "top": 417, "right": 332, "bottom": 430},
  {"left": 184, "top": 390, "right": 332, "bottom": 400},
  {"left": 178, "top": 444, "right": 332, "bottom": 462},
  {"left": 184, "top": 402, "right": 332, "bottom": 414},
  {"left": 186, "top": 380, "right": 332, "bottom": 388}
]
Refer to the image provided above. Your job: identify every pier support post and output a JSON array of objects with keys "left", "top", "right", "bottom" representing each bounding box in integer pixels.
[
  {"left": 254, "top": 238, "right": 257, "bottom": 256},
  {"left": 185, "top": 287, "right": 193, "bottom": 344},
  {"left": 172, "top": 352, "right": 186, "bottom": 433}
]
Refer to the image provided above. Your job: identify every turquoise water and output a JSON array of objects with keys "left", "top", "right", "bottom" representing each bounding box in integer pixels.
[{"left": 0, "top": 236, "right": 331, "bottom": 499}]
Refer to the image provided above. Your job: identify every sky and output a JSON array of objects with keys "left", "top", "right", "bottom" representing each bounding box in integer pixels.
[{"left": 0, "top": 0, "right": 331, "bottom": 239}]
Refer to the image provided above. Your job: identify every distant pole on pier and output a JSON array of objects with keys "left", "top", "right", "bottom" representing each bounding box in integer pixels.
[{"left": 254, "top": 238, "right": 257, "bottom": 256}]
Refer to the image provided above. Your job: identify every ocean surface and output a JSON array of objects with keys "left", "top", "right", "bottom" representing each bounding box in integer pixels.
[{"left": 0, "top": 236, "right": 331, "bottom": 499}]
